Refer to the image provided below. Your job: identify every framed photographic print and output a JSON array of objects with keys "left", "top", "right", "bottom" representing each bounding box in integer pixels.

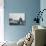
[{"left": 9, "top": 13, "right": 26, "bottom": 25}]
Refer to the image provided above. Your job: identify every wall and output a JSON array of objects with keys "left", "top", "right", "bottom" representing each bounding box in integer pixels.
[
  {"left": 40, "top": 0, "right": 46, "bottom": 26},
  {"left": 4, "top": 0, "right": 40, "bottom": 42},
  {"left": 0, "top": 0, "right": 4, "bottom": 42},
  {"left": 40, "top": 0, "right": 46, "bottom": 45}
]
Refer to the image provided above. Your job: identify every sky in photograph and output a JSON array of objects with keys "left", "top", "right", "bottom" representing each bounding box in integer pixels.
[{"left": 9, "top": 13, "right": 25, "bottom": 20}]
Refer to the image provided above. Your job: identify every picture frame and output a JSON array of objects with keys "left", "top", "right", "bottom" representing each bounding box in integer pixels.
[{"left": 9, "top": 13, "right": 26, "bottom": 25}]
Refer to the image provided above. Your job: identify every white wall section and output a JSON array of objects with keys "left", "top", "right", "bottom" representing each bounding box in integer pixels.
[{"left": 0, "top": 0, "right": 4, "bottom": 42}]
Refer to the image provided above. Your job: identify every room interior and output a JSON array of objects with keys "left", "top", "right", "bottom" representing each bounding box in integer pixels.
[{"left": 0, "top": 0, "right": 46, "bottom": 46}]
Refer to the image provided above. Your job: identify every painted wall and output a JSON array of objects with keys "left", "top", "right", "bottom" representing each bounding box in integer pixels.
[
  {"left": 40, "top": 0, "right": 46, "bottom": 27},
  {"left": 0, "top": 0, "right": 4, "bottom": 42},
  {"left": 40, "top": 0, "right": 46, "bottom": 45},
  {"left": 4, "top": 0, "right": 40, "bottom": 42}
]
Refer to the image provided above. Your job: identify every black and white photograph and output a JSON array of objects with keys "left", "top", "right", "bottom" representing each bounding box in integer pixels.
[{"left": 9, "top": 13, "right": 25, "bottom": 25}]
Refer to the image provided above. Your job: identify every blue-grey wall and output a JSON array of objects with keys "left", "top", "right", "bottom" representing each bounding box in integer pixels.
[
  {"left": 4, "top": 0, "right": 40, "bottom": 42},
  {"left": 40, "top": 0, "right": 46, "bottom": 44},
  {"left": 40, "top": 0, "right": 46, "bottom": 27}
]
